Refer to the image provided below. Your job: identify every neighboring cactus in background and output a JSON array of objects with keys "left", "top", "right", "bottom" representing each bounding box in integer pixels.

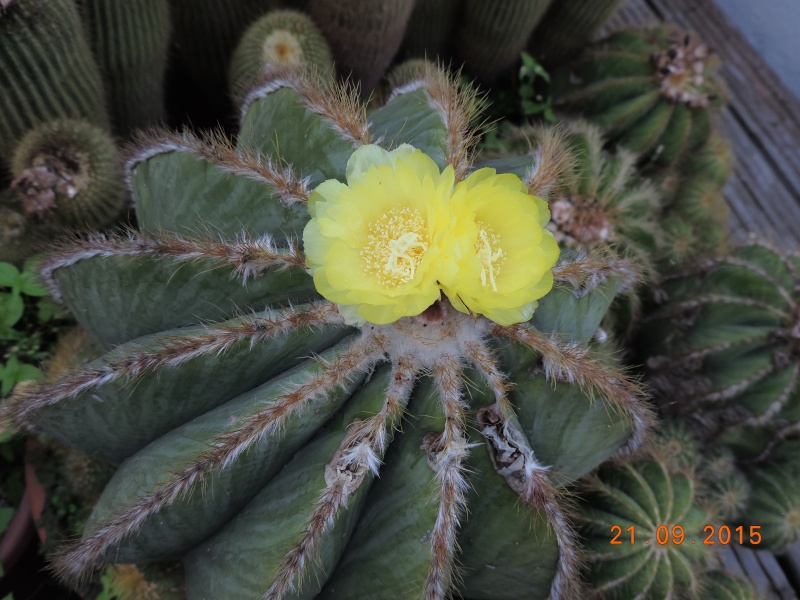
[
  {"left": 552, "top": 26, "right": 726, "bottom": 168},
  {"left": 0, "top": 64, "right": 656, "bottom": 599},
  {"left": 738, "top": 460, "right": 800, "bottom": 552},
  {"left": 169, "top": 0, "right": 278, "bottom": 110},
  {"left": 700, "top": 570, "right": 760, "bottom": 600},
  {"left": 578, "top": 451, "right": 715, "bottom": 599},
  {"left": 8, "top": 119, "right": 125, "bottom": 230},
  {"left": 229, "top": 9, "right": 333, "bottom": 98},
  {"left": 0, "top": 0, "right": 108, "bottom": 157},
  {"left": 455, "top": 0, "right": 553, "bottom": 82},
  {"left": 399, "top": 0, "right": 460, "bottom": 62},
  {"left": 77, "top": 0, "right": 171, "bottom": 136},
  {"left": 529, "top": 0, "right": 628, "bottom": 67},
  {"left": 307, "top": 0, "right": 416, "bottom": 93},
  {"left": 660, "top": 131, "right": 733, "bottom": 265},
  {"left": 696, "top": 447, "right": 750, "bottom": 521},
  {"left": 644, "top": 240, "right": 800, "bottom": 444}
]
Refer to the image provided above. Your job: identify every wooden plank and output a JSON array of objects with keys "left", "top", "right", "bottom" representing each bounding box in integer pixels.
[
  {"left": 731, "top": 545, "right": 789, "bottom": 599},
  {"left": 754, "top": 550, "right": 797, "bottom": 599},
  {"left": 601, "top": 0, "right": 800, "bottom": 245}
]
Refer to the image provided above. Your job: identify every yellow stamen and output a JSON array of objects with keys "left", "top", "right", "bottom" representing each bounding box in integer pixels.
[
  {"left": 476, "top": 225, "right": 503, "bottom": 292},
  {"left": 362, "top": 208, "right": 428, "bottom": 287}
]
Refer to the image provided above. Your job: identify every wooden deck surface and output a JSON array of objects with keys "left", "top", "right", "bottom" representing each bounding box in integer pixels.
[{"left": 605, "top": 1, "right": 800, "bottom": 598}]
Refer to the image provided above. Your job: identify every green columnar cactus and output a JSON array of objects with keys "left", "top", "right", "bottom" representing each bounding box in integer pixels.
[
  {"left": 529, "top": 0, "right": 628, "bottom": 67},
  {"left": 8, "top": 119, "right": 124, "bottom": 230},
  {"left": 455, "top": 0, "right": 553, "bottom": 82},
  {"left": 0, "top": 0, "right": 109, "bottom": 157},
  {"left": 399, "top": 0, "right": 460, "bottom": 61},
  {"left": 77, "top": 0, "right": 171, "bottom": 136},
  {"left": 551, "top": 26, "right": 726, "bottom": 168},
  {"left": 700, "top": 570, "right": 760, "bottom": 600},
  {"left": 0, "top": 64, "right": 655, "bottom": 599},
  {"left": 307, "top": 0, "right": 416, "bottom": 92},
  {"left": 660, "top": 132, "right": 733, "bottom": 265},
  {"left": 229, "top": 9, "right": 333, "bottom": 98},
  {"left": 644, "top": 240, "right": 800, "bottom": 444},
  {"left": 578, "top": 453, "right": 715, "bottom": 599},
  {"left": 169, "top": 0, "right": 278, "bottom": 110}
]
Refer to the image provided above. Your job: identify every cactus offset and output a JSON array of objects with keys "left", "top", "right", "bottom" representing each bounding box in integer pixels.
[
  {"left": 0, "top": 64, "right": 656, "bottom": 599},
  {"left": 552, "top": 25, "right": 726, "bottom": 168}
]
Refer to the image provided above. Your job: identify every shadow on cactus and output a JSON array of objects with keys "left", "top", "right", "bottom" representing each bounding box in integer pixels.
[{"left": 0, "top": 64, "right": 655, "bottom": 599}]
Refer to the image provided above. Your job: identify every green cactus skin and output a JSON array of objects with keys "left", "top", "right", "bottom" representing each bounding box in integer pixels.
[
  {"left": 9, "top": 119, "right": 124, "bottom": 231},
  {"left": 229, "top": 9, "right": 333, "bottom": 98},
  {"left": 578, "top": 456, "right": 715, "bottom": 599},
  {"left": 169, "top": 0, "right": 279, "bottom": 110},
  {"left": 650, "top": 420, "right": 700, "bottom": 473},
  {"left": 307, "top": 0, "right": 416, "bottom": 93},
  {"left": 700, "top": 570, "right": 760, "bottom": 600},
  {"left": 739, "top": 462, "right": 800, "bottom": 552},
  {"left": 644, "top": 241, "right": 800, "bottom": 441},
  {"left": 77, "top": 0, "right": 171, "bottom": 136},
  {"left": 399, "top": 0, "right": 461, "bottom": 62},
  {"left": 659, "top": 131, "right": 733, "bottom": 265},
  {"left": 0, "top": 65, "right": 656, "bottom": 599},
  {"left": 455, "top": 0, "right": 553, "bottom": 82},
  {"left": 529, "top": 0, "right": 627, "bottom": 67},
  {"left": 695, "top": 447, "right": 750, "bottom": 522},
  {"left": 552, "top": 26, "right": 726, "bottom": 168},
  {"left": 0, "top": 0, "right": 109, "bottom": 157}
]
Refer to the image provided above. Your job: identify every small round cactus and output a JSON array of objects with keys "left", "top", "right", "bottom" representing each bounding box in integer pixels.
[
  {"left": 1, "top": 63, "right": 655, "bottom": 599},
  {"left": 229, "top": 9, "right": 333, "bottom": 97},
  {"left": 700, "top": 570, "right": 760, "bottom": 600},
  {"left": 552, "top": 25, "right": 726, "bottom": 168},
  {"left": 9, "top": 119, "right": 125, "bottom": 229}
]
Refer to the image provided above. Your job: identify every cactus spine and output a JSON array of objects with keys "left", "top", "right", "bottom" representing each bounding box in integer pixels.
[
  {"left": 0, "top": 0, "right": 108, "bottom": 157},
  {"left": 77, "top": 0, "right": 171, "bottom": 135}
]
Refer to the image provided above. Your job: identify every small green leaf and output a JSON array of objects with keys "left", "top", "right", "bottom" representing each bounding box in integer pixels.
[
  {"left": 0, "top": 263, "right": 19, "bottom": 288},
  {"left": 0, "top": 293, "right": 24, "bottom": 330}
]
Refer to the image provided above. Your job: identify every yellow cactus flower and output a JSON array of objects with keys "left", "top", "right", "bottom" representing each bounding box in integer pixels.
[
  {"left": 440, "top": 168, "right": 560, "bottom": 326},
  {"left": 303, "top": 144, "right": 456, "bottom": 325},
  {"left": 303, "top": 146, "right": 559, "bottom": 326}
]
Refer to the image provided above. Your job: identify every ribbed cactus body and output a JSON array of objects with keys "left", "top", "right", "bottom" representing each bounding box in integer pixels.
[
  {"left": 645, "top": 241, "right": 800, "bottom": 440},
  {"left": 229, "top": 9, "right": 333, "bottom": 97},
  {"left": 399, "top": 0, "right": 460, "bottom": 61},
  {"left": 579, "top": 457, "right": 713, "bottom": 599},
  {"left": 701, "top": 570, "right": 760, "bottom": 600},
  {"left": 2, "top": 65, "right": 655, "bottom": 599},
  {"left": 530, "top": 0, "right": 627, "bottom": 66},
  {"left": 78, "top": 0, "right": 171, "bottom": 135},
  {"left": 740, "top": 462, "right": 800, "bottom": 551},
  {"left": 552, "top": 26, "right": 726, "bottom": 168},
  {"left": 456, "top": 0, "right": 553, "bottom": 82},
  {"left": 0, "top": 0, "right": 108, "bottom": 157},
  {"left": 307, "top": 0, "right": 416, "bottom": 92},
  {"left": 9, "top": 119, "right": 124, "bottom": 230}
]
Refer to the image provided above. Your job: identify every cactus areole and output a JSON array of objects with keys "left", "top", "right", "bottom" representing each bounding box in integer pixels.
[{"left": 2, "top": 65, "right": 654, "bottom": 599}]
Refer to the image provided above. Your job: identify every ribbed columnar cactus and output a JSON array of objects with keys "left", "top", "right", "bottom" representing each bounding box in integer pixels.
[
  {"left": 399, "top": 0, "right": 460, "bottom": 61},
  {"left": 529, "top": 0, "right": 628, "bottom": 67},
  {"left": 578, "top": 452, "right": 715, "bottom": 599},
  {"left": 1, "top": 64, "right": 655, "bottom": 599},
  {"left": 77, "top": 0, "right": 171, "bottom": 135},
  {"left": 454, "top": 0, "right": 552, "bottom": 82},
  {"left": 229, "top": 9, "right": 333, "bottom": 98},
  {"left": 552, "top": 26, "right": 726, "bottom": 168},
  {"left": 0, "top": 0, "right": 109, "bottom": 157},
  {"left": 644, "top": 240, "right": 800, "bottom": 443},
  {"left": 307, "top": 0, "right": 416, "bottom": 93}
]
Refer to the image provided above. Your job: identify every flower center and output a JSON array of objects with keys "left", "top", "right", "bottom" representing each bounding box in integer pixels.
[
  {"left": 476, "top": 223, "right": 503, "bottom": 292},
  {"left": 362, "top": 207, "right": 428, "bottom": 287}
]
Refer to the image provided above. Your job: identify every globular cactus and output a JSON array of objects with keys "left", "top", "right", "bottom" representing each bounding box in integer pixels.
[
  {"left": 77, "top": 0, "right": 172, "bottom": 135},
  {"left": 552, "top": 25, "right": 726, "bottom": 168},
  {"left": 700, "top": 570, "right": 760, "bottom": 600},
  {"left": 454, "top": 0, "right": 552, "bottom": 82},
  {"left": 1, "top": 64, "right": 656, "bottom": 599},
  {"left": 307, "top": 0, "right": 416, "bottom": 93},
  {"left": 644, "top": 240, "right": 800, "bottom": 444},
  {"left": 229, "top": 9, "right": 333, "bottom": 98},
  {"left": 696, "top": 447, "right": 750, "bottom": 522},
  {"left": 529, "top": 0, "right": 628, "bottom": 67},
  {"left": 737, "top": 460, "right": 800, "bottom": 552},
  {"left": 0, "top": 0, "right": 109, "bottom": 157},
  {"left": 578, "top": 451, "right": 715, "bottom": 599},
  {"left": 8, "top": 119, "right": 125, "bottom": 230}
]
